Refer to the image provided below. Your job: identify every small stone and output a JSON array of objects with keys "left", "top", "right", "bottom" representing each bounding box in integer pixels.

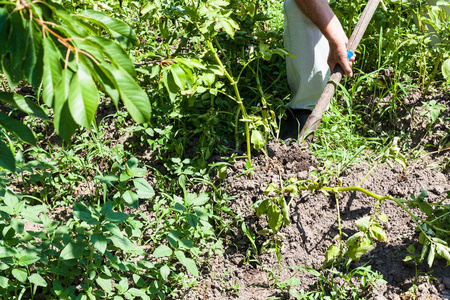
[
  {"left": 297, "top": 171, "right": 308, "bottom": 180},
  {"left": 443, "top": 277, "right": 450, "bottom": 289},
  {"left": 371, "top": 295, "right": 388, "bottom": 300}
]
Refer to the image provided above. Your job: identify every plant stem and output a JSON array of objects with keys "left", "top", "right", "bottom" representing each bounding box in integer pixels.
[
  {"left": 206, "top": 39, "right": 252, "bottom": 164},
  {"left": 335, "top": 192, "right": 344, "bottom": 254}
]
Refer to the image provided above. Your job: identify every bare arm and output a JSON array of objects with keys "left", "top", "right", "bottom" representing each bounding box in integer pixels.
[{"left": 294, "top": 0, "right": 355, "bottom": 77}]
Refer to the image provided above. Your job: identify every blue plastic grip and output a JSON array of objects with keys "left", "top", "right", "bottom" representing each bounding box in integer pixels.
[{"left": 347, "top": 50, "right": 354, "bottom": 60}]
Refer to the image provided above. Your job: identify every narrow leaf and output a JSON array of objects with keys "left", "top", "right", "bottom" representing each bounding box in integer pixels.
[
  {"left": 0, "top": 92, "right": 49, "bottom": 120},
  {"left": 78, "top": 10, "right": 137, "bottom": 48},
  {"left": 0, "top": 112, "right": 36, "bottom": 145},
  {"left": 106, "top": 65, "right": 151, "bottom": 123},
  {"left": 85, "top": 36, "right": 136, "bottom": 77},
  {"left": 53, "top": 69, "right": 78, "bottom": 142},
  {"left": 68, "top": 63, "right": 99, "bottom": 128},
  {"left": 42, "top": 38, "right": 62, "bottom": 107},
  {"left": 0, "top": 141, "right": 15, "bottom": 172}
]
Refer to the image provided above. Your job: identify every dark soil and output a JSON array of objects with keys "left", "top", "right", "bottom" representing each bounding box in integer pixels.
[
  {"left": 181, "top": 89, "right": 450, "bottom": 300},
  {"left": 185, "top": 141, "right": 450, "bottom": 300}
]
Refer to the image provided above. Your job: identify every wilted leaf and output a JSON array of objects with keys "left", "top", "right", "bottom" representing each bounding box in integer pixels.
[
  {"left": 251, "top": 129, "right": 265, "bottom": 151},
  {"left": 370, "top": 223, "right": 387, "bottom": 242},
  {"left": 324, "top": 244, "right": 340, "bottom": 264},
  {"left": 355, "top": 216, "right": 370, "bottom": 232}
]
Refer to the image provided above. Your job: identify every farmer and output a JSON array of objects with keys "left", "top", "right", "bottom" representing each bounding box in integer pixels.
[{"left": 280, "top": 0, "right": 356, "bottom": 140}]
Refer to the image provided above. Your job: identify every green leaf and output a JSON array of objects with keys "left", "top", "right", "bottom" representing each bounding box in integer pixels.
[
  {"left": 256, "top": 199, "right": 269, "bottom": 216},
  {"left": 278, "top": 195, "right": 290, "bottom": 225},
  {"left": 443, "top": 58, "right": 450, "bottom": 80},
  {"left": 355, "top": 216, "right": 370, "bottom": 232},
  {"left": 0, "top": 276, "right": 9, "bottom": 289},
  {"left": 105, "top": 210, "right": 129, "bottom": 223},
  {"left": 123, "top": 190, "right": 139, "bottom": 208},
  {"left": 0, "top": 92, "right": 49, "bottom": 120},
  {"left": 18, "top": 252, "right": 40, "bottom": 266},
  {"left": 42, "top": 38, "right": 62, "bottom": 107},
  {"left": 103, "top": 223, "right": 123, "bottom": 238},
  {"left": 68, "top": 63, "right": 99, "bottom": 128},
  {"left": 2, "top": 13, "right": 27, "bottom": 89},
  {"left": 133, "top": 178, "right": 155, "bottom": 199},
  {"left": 78, "top": 10, "right": 137, "bottom": 48},
  {"left": 91, "top": 233, "right": 108, "bottom": 255},
  {"left": 153, "top": 245, "right": 172, "bottom": 258},
  {"left": 346, "top": 237, "right": 373, "bottom": 262},
  {"left": 0, "top": 141, "right": 15, "bottom": 172},
  {"left": 420, "top": 240, "right": 429, "bottom": 263},
  {"left": 190, "top": 193, "right": 209, "bottom": 206},
  {"left": 187, "top": 214, "right": 198, "bottom": 228},
  {"left": 128, "top": 288, "right": 149, "bottom": 299},
  {"left": 106, "top": 65, "right": 151, "bottom": 123},
  {"left": 53, "top": 69, "right": 78, "bottom": 142},
  {"left": 3, "top": 190, "right": 18, "bottom": 209},
  {"left": 96, "top": 275, "right": 112, "bottom": 293},
  {"left": 28, "top": 273, "right": 47, "bottom": 287},
  {"left": 160, "top": 265, "right": 171, "bottom": 281},
  {"left": 428, "top": 243, "right": 436, "bottom": 267},
  {"left": 0, "top": 245, "right": 18, "bottom": 258},
  {"left": 324, "top": 244, "right": 340, "bottom": 264},
  {"left": 12, "top": 268, "right": 27, "bottom": 283},
  {"left": 84, "top": 35, "right": 137, "bottom": 76},
  {"left": 169, "top": 64, "right": 187, "bottom": 90},
  {"left": 0, "top": 112, "right": 36, "bottom": 145},
  {"left": 109, "top": 235, "right": 137, "bottom": 252},
  {"left": 345, "top": 232, "right": 364, "bottom": 247},
  {"left": 175, "top": 251, "right": 199, "bottom": 278},
  {"left": 267, "top": 204, "right": 283, "bottom": 232},
  {"left": 162, "top": 68, "right": 179, "bottom": 101},
  {"left": 59, "top": 242, "right": 83, "bottom": 260},
  {"left": 435, "top": 243, "right": 450, "bottom": 262}
]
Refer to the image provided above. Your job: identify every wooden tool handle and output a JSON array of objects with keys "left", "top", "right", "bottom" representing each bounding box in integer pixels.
[{"left": 298, "top": 0, "right": 381, "bottom": 142}]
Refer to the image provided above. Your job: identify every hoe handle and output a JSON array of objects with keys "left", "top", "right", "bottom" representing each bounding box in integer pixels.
[{"left": 299, "top": 0, "right": 381, "bottom": 142}]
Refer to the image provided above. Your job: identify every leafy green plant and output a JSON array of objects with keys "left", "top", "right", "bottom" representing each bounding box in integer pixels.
[
  {"left": 0, "top": 0, "right": 151, "bottom": 172},
  {"left": 140, "top": 0, "right": 286, "bottom": 166},
  {"left": 256, "top": 173, "right": 450, "bottom": 268},
  {"left": 290, "top": 264, "right": 386, "bottom": 300}
]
